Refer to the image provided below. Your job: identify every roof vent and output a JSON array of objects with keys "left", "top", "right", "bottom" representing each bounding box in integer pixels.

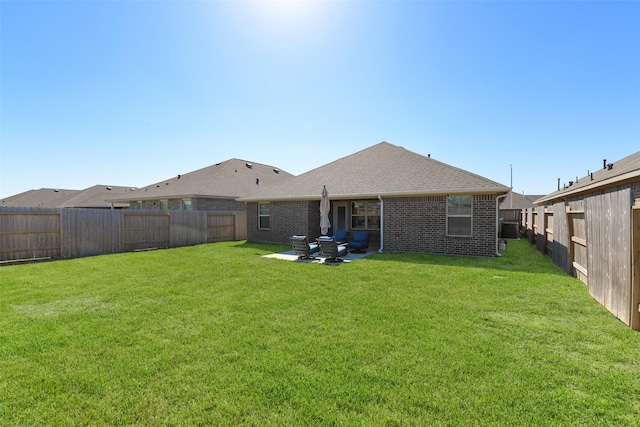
[
  {"left": 273, "top": 168, "right": 279, "bottom": 174},
  {"left": 607, "top": 163, "right": 614, "bottom": 171},
  {"left": 568, "top": 180, "right": 574, "bottom": 186},
  {"left": 246, "top": 163, "right": 253, "bottom": 169},
  {"left": 428, "top": 154, "right": 431, "bottom": 158},
  {"left": 54, "top": 189, "right": 59, "bottom": 192},
  {"left": 177, "top": 174, "right": 181, "bottom": 179},
  {"left": 106, "top": 187, "right": 112, "bottom": 190},
  {"left": 256, "top": 178, "right": 260, "bottom": 185},
  {"left": 603, "top": 159, "right": 607, "bottom": 169}
]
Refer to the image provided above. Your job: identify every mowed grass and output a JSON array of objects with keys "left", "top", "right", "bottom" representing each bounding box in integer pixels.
[{"left": 1, "top": 240, "right": 639, "bottom": 426}]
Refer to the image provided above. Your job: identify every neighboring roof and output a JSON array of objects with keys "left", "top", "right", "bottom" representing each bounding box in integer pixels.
[
  {"left": 1, "top": 188, "right": 81, "bottom": 208},
  {"left": 499, "top": 192, "right": 544, "bottom": 210},
  {"left": 536, "top": 151, "right": 640, "bottom": 205},
  {"left": 0, "top": 186, "right": 137, "bottom": 208},
  {"left": 238, "top": 141, "right": 510, "bottom": 202},
  {"left": 107, "top": 158, "right": 294, "bottom": 203},
  {"left": 60, "top": 185, "right": 137, "bottom": 208}
]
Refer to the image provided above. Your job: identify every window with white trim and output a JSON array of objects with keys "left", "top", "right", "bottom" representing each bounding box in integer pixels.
[
  {"left": 258, "top": 202, "right": 270, "bottom": 229},
  {"left": 447, "top": 196, "right": 472, "bottom": 236},
  {"left": 351, "top": 200, "right": 380, "bottom": 230}
]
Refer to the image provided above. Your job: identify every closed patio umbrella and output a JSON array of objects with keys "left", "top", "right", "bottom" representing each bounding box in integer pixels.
[{"left": 320, "top": 185, "right": 331, "bottom": 235}]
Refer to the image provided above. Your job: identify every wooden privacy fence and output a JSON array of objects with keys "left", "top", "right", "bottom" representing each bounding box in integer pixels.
[
  {"left": 521, "top": 185, "right": 639, "bottom": 330},
  {"left": 0, "top": 208, "right": 247, "bottom": 262}
]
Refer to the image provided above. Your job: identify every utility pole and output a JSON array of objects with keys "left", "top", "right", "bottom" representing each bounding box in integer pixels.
[{"left": 510, "top": 164, "right": 513, "bottom": 208}]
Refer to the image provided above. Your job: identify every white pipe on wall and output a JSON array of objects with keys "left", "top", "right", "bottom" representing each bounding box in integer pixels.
[{"left": 378, "top": 195, "right": 384, "bottom": 253}]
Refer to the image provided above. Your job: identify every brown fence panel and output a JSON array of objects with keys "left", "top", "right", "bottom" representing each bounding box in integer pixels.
[
  {"left": 1, "top": 208, "right": 247, "bottom": 262},
  {"left": 208, "top": 213, "right": 236, "bottom": 242},
  {"left": 551, "top": 201, "right": 570, "bottom": 273},
  {"left": 170, "top": 210, "right": 208, "bottom": 247},
  {"left": 586, "top": 187, "right": 631, "bottom": 325},
  {"left": 535, "top": 206, "right": 546, "bottom": 253},
  {"left": 0, "top": 208, "right": 60, "bottom": 261},
  {"left": 544, "top": 209, "right": 554, "bottom": 255},
  {"left": 61, "top": 209, "right": 124, "bottom": 258},
  {"left": 124, "top": 212, "right": 170, "bottom": 252}
]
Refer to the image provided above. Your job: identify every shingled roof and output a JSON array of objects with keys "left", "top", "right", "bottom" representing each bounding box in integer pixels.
[
  {"left": 108, "top": 158, "right": 294, "bottom": 203},
  {"left": 1, "top": 188, "right": 80, "bottom": 208},
  {"left": 1, "top": 186, "right": 137, "bottom": 208},
  {"left": 60, "top": 185, "right": 136, "bottom": 208},
  {"left": 536, "top": 150, "right": 640, "bottom": 205},
  {"left": 499, "top": 192, "right": 544, "bottom": 210},
  {"left": 238, "top": 141, "right": 510, "bottom": 202}
]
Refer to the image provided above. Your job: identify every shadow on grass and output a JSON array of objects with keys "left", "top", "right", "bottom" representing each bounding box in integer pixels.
[
  {"left": 235, "top": 239, "right": 567, "bottom": 276},
  {"left": 365, "top": 239, "right": 567, "bottom": 276}
]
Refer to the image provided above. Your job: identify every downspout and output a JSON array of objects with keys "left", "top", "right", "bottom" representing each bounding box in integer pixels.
[
  {"left": 378, "top": 195, "right": 384, "bottom": 253},
  {"left": 496, "top": 193, "right": 508, "bottom": 256}
]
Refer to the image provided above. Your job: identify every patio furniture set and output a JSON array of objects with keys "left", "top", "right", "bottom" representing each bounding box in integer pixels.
[{"left": 289, "top": 231, "right": 370, "bottom": 263}]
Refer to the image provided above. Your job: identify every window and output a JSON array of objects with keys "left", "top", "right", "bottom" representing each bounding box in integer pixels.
[
  {"left": 160, "top": 200, "right": 168, "bottom": 211},
  {"left": 258, "top": 202, "right": 270, "bottom": 229},
  {"left": 351, "top": 200, "right": 380, "bottom": 230},
  {"left": 182, "top": 199, "right": 193, "bottom": 211},
  {"left": 447, "top": 196, "right": 472, "bottom": 236}
]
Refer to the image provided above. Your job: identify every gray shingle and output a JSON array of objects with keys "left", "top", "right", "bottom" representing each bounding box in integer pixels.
[{"left": 239, "top": 141, "right": 510, "bottom": 201}]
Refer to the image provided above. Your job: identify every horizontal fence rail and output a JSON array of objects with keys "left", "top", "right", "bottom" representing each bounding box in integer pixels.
[{"left": 0, "top": 208, "right": 247, "bottom": 263}]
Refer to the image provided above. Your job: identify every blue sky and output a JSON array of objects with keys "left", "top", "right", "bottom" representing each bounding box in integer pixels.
[{"left": 1, "top": 0, "right": 639, "bottom": 198}]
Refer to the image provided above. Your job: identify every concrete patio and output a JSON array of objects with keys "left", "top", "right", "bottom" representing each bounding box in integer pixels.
[{"left": 263, "top": 248, "right": 376, "bottom": 264}]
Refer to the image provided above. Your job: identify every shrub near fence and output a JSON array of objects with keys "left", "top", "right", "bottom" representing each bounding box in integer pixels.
[{"left": 0, "top": 207, "right": 246, "bottom": 263}]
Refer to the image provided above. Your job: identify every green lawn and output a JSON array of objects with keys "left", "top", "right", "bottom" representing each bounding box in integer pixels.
[{"left": 1, "top": 240, "right": 639, "bottom": 426}]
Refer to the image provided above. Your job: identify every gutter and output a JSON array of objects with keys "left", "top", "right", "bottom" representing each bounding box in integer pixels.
[
  {"left": 377, "top": 195, "right": 384, "bottom": 253},
  {"left": 496, "top": 193, "right": 509, "bottom": 256}
]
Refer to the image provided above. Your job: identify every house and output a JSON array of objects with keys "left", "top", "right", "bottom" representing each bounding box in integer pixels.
[
  {"left": 238, "top": 142, "right": 511, "bottom": 257},
  {"left": 499, "top": 192, "right": 544, "bottom": 238},
  {"left": 531, "top": 151, "right": 640, "bottom": 330},
  {"left": 0, "top": 186, "right": 135, "bottom": 209},
  {"left": 107, "top": 158, "right": 294, "bottom": 211}
]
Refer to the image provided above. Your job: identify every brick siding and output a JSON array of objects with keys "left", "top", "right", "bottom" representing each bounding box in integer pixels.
[
  {"left": 247, "top": 195, "right": 498, "bottom": 257},
  {"left": 383, "top": 194, "right": 497, "bottom": 257},
  {"left": 247, "top": 201, "right": 321, "bottom": 243},
  {"left": 129, "top": 197, "right": 244, "bottom": 211}
]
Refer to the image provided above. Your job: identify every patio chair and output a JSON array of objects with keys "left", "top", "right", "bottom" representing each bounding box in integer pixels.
[
  {"left": 289, "top": 235, "right": 319, "bottom": 259},
  {"left": 317, "top": 236, "right": 348, "bottom": 263},
  {"left": 329, "top": 229, "right": 349, "bottom": 244},
  {"left": 347, "top": 230, "right": 370, "bottom": 253}
]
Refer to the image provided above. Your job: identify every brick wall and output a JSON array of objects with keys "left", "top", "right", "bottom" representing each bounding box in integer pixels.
[
  {"left": 383, "top": 194, "right": 497, "bottom": 257},
  {"left": 247, "top": 201, "right": 321, "bottom": 244},
  {"left": 246, "top": 195, "right": 498, "bottom": 256},
  {"left": 128, "top": 198, "right": 244, "bottom": 212}
]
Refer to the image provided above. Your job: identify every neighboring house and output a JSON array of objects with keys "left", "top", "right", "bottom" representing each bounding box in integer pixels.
[
  {"left": 498, "top": 192, "right": 544, "bottom": 238},
  {"left": 1, "top": 188, "right": 80, "bottom": 208},
  {"left": 238, "top": 142, "right": 511, "bottom": 257},
  {"left": 531, "top": 151, "right": 640, "bottom": 330},
  {"left": 0, "top": 186, "right": 135, "bottom": 208},
  {"left": 60, "top": 185, "right": 137, "bottom": 208},
  {"left": 107, "top": 158, "right": 294, "bottom": 211}
]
